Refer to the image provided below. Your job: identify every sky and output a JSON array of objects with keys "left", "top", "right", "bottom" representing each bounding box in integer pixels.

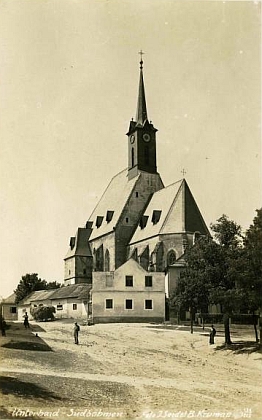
[{"left": 0, "top": 0, "right": 261, "bottom": 298}]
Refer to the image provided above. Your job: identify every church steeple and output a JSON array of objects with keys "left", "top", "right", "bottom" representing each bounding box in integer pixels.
[
  {"left": 136, "top": 56, "right": 148, "bottom": 126},
  {"left": 127, "top": 53, "right": 158, "bottom": 181}
]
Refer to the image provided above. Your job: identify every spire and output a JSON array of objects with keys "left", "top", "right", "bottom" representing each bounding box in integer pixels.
[{"left": 136, "top": 50, "right": 148, "bottom": 125}]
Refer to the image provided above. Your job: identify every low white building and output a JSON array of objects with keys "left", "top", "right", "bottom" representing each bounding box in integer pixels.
[{"left": 17, "top": 285, "right": 91, "bottom": 321}]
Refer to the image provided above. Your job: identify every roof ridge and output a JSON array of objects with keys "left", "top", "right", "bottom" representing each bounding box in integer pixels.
[{"left": 88, "top": 168, "right": 127, "bottom": 221}]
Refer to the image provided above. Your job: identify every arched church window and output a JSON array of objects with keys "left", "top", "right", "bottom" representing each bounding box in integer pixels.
[
  {"left": 96, "top": 245, "right": 104, "bottom": 271},
  {"left": 167, "top": 250, "right": 176, "bottom": 266},
  {"left": 105, "top": 249, "right": 110, "bottom": 272},
  {"left": 131, "top": 147, "right": 135, "bottom": 167}
]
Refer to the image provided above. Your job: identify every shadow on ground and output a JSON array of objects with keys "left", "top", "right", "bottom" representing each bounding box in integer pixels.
[
  {"left": 0, "top": 376, "right": 62, "bottom": 401},
  {"left": 1, "top": 338, "right": 52, "bottom": 352},
  {"left": 214, "top": 341, "right": 261, "bottom": 354}
]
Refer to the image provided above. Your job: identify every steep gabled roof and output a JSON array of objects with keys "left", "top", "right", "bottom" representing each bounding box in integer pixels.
[
  {"left": 115, "top": 257, "right": 148, "bottom": 275},
  {"left": 129, "top": 179, "right": 209, "bottom": 244},
  {"left": 65, "top": 227, "right": 92, "bottom": 260},
  {"left": 88, "top": 169, "right": 140, "bottom": 241}
]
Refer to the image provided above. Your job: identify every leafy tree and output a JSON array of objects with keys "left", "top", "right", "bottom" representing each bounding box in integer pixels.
[
  {"left": 243, "top": 209, "right": 262, "bottom": 342},
  {"left": 173, "top": 236, "right": 219, "bottom": 333},
  {"left": 46, "top": 281, "right": 62, "bottom": 290},
  {"left": 31, "top": 305, "right": 55, "bottom": 322},
  {"left": 14, "top": 274, "right": 60, "bottom": 304},
  {"left": 173, "top": 215, "right": 245, "bottom": 344},
  {"left": 209, "top": 215, "right": 244, "bottom": 344}
]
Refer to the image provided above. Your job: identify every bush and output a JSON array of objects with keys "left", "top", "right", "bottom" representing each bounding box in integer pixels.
[{"left": 31, "top": 306, "right": 55, "bottom": 321}]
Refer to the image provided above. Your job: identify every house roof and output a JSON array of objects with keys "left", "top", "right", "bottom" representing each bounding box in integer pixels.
[
  {"left": 18, "top": 284, "right": 91, "bottom": 305},
  {"left": 2, "top": 293, "right": 16, "bottom": 304},
  {"left": 19, "top": 289, "right": 57, "bottom": 305},
  {"left": 88, "top": 169, "right": 140, "bottom": 241},
  {"left": 65, "top": 227, "right": 92, "bottom": 260},
  {"left": 130, "top": 179, "right": 209, "bottom": 244},
  {"left": 49, "top": 284, "right": 91, "bottom": 300}
]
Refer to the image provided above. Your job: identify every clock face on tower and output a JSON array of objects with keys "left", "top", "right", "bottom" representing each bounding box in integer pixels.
[
  {"left": 143, "top": 133, "right": 151, "bottom": 142},
  {"left": 130, "top": 135, "right": 135, "bottom": 144}
]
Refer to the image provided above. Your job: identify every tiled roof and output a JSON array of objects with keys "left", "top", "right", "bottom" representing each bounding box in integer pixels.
[
  {"left": 19, "top": 284, "right": 91, "bottom": 305},
  {"left": 130, "top": 179, "right": 209, "bottom": 244},
  {"left": 2, "top": 293, "right": 16, "bottom": 304},
  {"left": 130, "top": 180, "right": 183, "bottom": 243},
  {"left": 19, "top": 289, "right": 56, "bottom": 305},
  {"left": 88, "top": 169, "right": 139, "bottom": 241},
  {"left": 49, "top": 284, "right": 91, "bottom": 300},
  {"left": 65, "top": 228, "right": 92, "bottom": 259}
]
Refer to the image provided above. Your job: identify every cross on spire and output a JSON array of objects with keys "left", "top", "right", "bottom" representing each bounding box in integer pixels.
[
  {"left": 139, "top": 50, "right": 145, "bottom": 69},
  {"left": 181, "top": 169, "right": 187, "bottom": 177}
]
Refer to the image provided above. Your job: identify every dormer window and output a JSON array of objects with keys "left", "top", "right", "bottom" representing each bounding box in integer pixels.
[
  {"left": 70, "top": 237, "right": 75, "bottom": 249},
  {"left": 152, "top": 210, "right": 161, "bottom": 225},
  {"left": 96, "top": 216, "right": 104, "bottom": 228},
  {"left": 139, "top": 215, "right": 149, "bottom": 229},
  {"left": 106, "top": 211, "right": 114, "bottom": 223}
]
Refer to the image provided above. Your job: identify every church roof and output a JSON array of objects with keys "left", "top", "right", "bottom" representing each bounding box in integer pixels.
[
  {"left": 136, "top": 65, "right": 148, "bottom": 126},
  {"left": 130, "top": 179, "right": 209, "bottom": 244},
  {"left": 65, "top": 227, "right": 92, "bottom": 260},
  {"left": 88, "top": 169, "right": 139, "bottom": 241}
]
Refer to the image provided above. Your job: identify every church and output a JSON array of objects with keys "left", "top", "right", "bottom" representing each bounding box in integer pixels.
[{"left": 64, "top": 56, "right": 209, "bottom": 323}]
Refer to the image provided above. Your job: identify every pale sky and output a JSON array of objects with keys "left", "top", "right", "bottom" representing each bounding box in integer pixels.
[{"left": 0, "top": 0, "right": 261, "bottom": 298}]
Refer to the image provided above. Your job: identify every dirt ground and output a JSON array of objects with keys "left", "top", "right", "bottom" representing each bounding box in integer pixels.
[{"left": 0, "top": 321, "right": 261, "bottom": 420}]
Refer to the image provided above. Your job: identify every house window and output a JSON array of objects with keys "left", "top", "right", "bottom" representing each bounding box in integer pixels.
[
  {"left": 145, "top": 300, "right": 153, "bottom": 310},
  {"left": 105, "top": 299, "right": 113, "bottom": 309},
  {"left": 125, "top": 275, "right": 133, "bottom": 287},
  {"left": 126, "top": 217, "right": 129, "bottom": 223},
  {"left": 106, "top": 275, "right": 113, "bottom": 287},
  {"left": 135, "top": 192, "right": 139, "bottom": 197},
  {"left": 145, "top": 276, "right": 153, "bottom": 287},
  {"left": 69, "top": 270, "right": 71, "bottom": 275},
  {"left": 57, "top": 305, "right": 63, "bottom": 310},
  {"left": 73, "top": 304, "right": 77, "bottom": 310},
  {"left": 83, "top": 269, "right": 86, "bottom": 275},
  {"left": 9, "top": 306, "right": 17, "bottom": 314},
  {"left": 125, "top": 299, "right": 133, "bottom": 310}
]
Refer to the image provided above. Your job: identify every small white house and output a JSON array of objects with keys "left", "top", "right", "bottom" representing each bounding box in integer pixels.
[
  {"left": 91, "top": 258, "right": 165, "bottom": 323},
  {"left": 17, "top": 284, "right": 91, "bottom": 321}
]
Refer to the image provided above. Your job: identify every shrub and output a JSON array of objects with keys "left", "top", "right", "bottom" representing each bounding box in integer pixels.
[{"left": 31, "top": 306, "right": 55, "bottom": 321}]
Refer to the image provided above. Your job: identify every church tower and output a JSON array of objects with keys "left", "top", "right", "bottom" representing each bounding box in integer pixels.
[{"left": 127, "top": 55, "right": 158, "bottom": 180}]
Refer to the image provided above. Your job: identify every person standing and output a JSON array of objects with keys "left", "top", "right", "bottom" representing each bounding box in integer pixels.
[
  {"left": 1, "top": 319, "right": 7, "bottom": 336},
  {"left": 24, "top": 312, "right": 29, "bottom": 329},
  {"left": 209, "top": 324, "right": 216, "bottom": 345},
  {"left": 74, "top": 322, "right": 80, "bottom": 345}
]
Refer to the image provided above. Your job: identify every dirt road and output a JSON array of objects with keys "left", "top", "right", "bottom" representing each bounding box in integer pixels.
[{"left": 0, "top": 321, "right": 261, "bottom": 420}]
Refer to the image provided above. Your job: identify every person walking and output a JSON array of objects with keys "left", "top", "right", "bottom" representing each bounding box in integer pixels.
[
  {"left": 209, "top": 324, "right": 216, "bottom": 345},
  {"left": 74, "top": 322, "right": 80, "bottom": 345}
]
